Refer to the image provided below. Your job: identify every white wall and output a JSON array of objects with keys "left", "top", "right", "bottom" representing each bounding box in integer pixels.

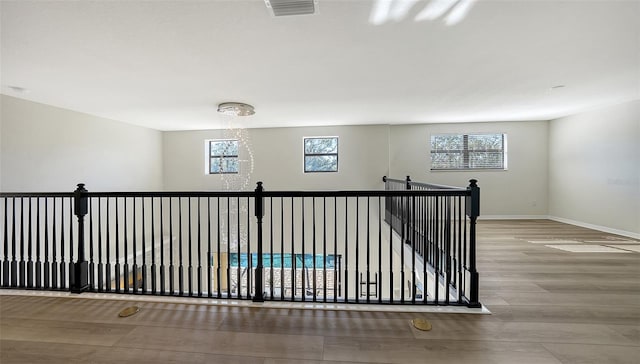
[
  {"left": 6, "top": 94, "right": 636, "bottom": 238},
  {"left": 0, "top": 95, "right": 163, "bottom": 192},
  {"left": 163, "top": 125, "right": 390, "bottom": 191},
  {"left": 549, "top": 100, "right": 640, "bottom": 237},
  {"left": 388, "top": 121, "right": 549, "bottom": 217},
  {"left": 0, "top": 97, "right": 3, "bottom": 191},
  {"left": 164, "top": 122, "right": 549, "bottom": 217}
]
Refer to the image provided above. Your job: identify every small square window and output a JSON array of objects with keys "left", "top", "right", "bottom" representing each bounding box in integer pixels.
[
  {"left": 208, "top": 139, "right": 239, "bottom": 174},
  {"left": 304, "top": 137, "right": 338, "bottom": 173}
]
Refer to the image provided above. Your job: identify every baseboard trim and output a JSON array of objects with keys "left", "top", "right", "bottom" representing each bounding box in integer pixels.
[
  {"left": 548, "top": 216, "right": 640, "bottom": 240},
  {"left": 479, "top": 215, "right": 549, "bottom": 220}
]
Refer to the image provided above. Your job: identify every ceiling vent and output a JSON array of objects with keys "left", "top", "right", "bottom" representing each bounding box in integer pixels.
[{"left": 265, "top": 0, "right": 316, "bottom": 16}]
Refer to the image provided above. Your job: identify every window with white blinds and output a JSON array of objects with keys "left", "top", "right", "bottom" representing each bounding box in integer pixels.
[{"left": 430, "top": 133, "right": 507, "bottom": 170}]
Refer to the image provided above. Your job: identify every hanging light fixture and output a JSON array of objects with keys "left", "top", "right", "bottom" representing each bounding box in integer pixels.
[{"left": 217, "top": 102, "right": 255, "bottom": 117}]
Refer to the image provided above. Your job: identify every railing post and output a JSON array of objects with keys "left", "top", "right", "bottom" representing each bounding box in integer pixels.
[
  {"left": 71, "top": 183, "right": 90, "bottom": 293},
  {"left": 403, "top": 176, "right": 411, "bottom": 238},
  {"left": 253, "top": 181, "right": 265, "bottom": 302},
  {"left": 466, "top": 179, "right": 481, "bottom": 308}
]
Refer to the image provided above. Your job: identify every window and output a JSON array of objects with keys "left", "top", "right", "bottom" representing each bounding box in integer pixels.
[
  {"left": 430, "top": 133, "right": 507, "bottom": 170},
  {"left": 304, "top": 137, "right": 338, "bottom": 172},
  {"left": 208, "top": 139, "right": 239, "bottom": 174}
]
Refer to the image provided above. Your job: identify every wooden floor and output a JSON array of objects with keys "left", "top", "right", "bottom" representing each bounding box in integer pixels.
[{"left": 1, "top": 220, "right": 639, "bottom": 363}]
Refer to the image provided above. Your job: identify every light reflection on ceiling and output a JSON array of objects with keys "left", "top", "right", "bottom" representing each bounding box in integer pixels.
[{"left": 371, "top": 0, "right": 477, "bottom": 26}]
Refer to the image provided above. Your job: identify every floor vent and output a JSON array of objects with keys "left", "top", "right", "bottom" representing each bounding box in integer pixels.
[{"left": 265, "top": 0, "right": 316, "bottom": 17}]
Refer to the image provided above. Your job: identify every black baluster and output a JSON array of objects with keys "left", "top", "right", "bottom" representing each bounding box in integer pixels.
[
  {"left": 34, "top": 198, "right": 41, "bottom": 289},
  {"left": 44, "top": 198, "right": 50, "bottom": 289},
  {"left": 27, "top": 198, "right": 34, "bottom": 288},
  {"left": 115, "top": 198, "right": 120, "bottom": 293},
  {"left": 355, "top": 197, "right": 359, "bottom": 303},
  {"left": 160, "top": 197, "right": 165, "bottom": 295},
  {"left": 2, "top": 198, "right": 8, "bottom": 287},
  {"left": 98, "top": 198, "right": 104, "bottom": 292},
  {"left": 226, "top": 197, "right": 230, "bottom": 298},
  {"left": 123, "top": 198, "right": 129, "bottom": 293},
  {"left": 312, "top": 197, "right": 317, "bottom": 302},
  {"left": 366, "top": 196, "right": 370, "bottom": 303},
  {"left": 207, "top": 197, "right": 212, "bottom": 298},
  {"left": 269, "top": 197, "right": 274, "bottom": 300},
  {"left": 106, "top": 198, "right": 111, "bottom": 292},
  {"left": 411, "top": 195, "right": 416, "bottom": 304},
  {"left": 236, "top": 197, "right": 240, "bottom": 298},
  {"left": 246, "top": 197, "right": 251, "bottom": 299},
  {"left": 280, "top": 197, "right": 284, "bottom": 301},
  {"left": 169, "top": 197, "right": 174, "bottom": 294},
  {"left": 334, "top": 197, "right": 338, "bottom": 302},
  {"left": 197, "top": 197, "right": 202, "bottom": 297},
  {"left": 51, "top": 198, "right": 57, "bottom": 289},
  {"left": 89, "top": 198, "right": 94, "bottom": 290},
  {"left": 344, "top": 197, "right": 348, "bottom": 303},
  {"left": 179, "top": 198, "right": 184, "bottom": 295},
  {"left": 401, "top": 194, "right": 407, "bottom": 304},
  {"left": 290, "top": 197, "right": 294, "bottom": 301},
  {"left": 141, "top": 197, "right": 146, "bottom": 293},
  {"left": 216, "top": 197, "right": 221, "bottom": 298},
  {"left": 19, "top": 197, "right": 25, "bottom": 287},
  {"left": 445, "top": 196, "right": 451, "bottom": 305},
  {"left": 69, "top": 195, "right": 74, "bottom": 290},
  {"left": 378, "top": 197, "right": 382, "bottom": 304},
  {"left": 132, "top": 198, "right": 138, "bottom": 293},
  {"left": 322, "top": 197, "right": 327, "bottom": 302},
  {"left": 188, "top": 197, "right": 192, "bottom": 296},
  {"left": 389, "top": 192, "right": 393, "bottom": 303},
  {"left": 60, "top": 198, "right": 66, "bottom": 289},
  {"left": 301, "top": 197, "right": 305, "bottom": 302},
  {"left": 434, "top": 196, "right": 441, "bottom": 304},
  {"left": 151, "top": 197, "right": 156, "bottom": 294},
  {"left": 457, "top": 195, "right": 463, "bottom": 303}
]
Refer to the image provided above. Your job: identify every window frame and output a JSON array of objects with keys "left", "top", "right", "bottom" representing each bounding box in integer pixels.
[
  {"left": 429, "top": 133, "right": 507, "bottom": 171},
  {"left": 207, "top": 139, "right": 240, "bottom": 175},
  {"left": 303, "top": 136, "right": 339, "bottom": 173}
]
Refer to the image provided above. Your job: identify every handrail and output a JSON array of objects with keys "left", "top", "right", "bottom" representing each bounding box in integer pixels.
[
  {"left": 0, "top": 192, "right": 74, "bottom": 198},
  {"left": 1, "top": 178, "right": 480, "bottom": 307},
  {"left": 382, "top": 176, "right": 461, "bottom": 190},
  {"left": 0, "top": 190, "right": 469, "bottom": 198}
]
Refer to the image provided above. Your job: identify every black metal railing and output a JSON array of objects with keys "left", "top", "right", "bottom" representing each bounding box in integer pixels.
[
  {"left": 383, "top": 176, "right": 480, "bottom": 307},
  {"left": 1, "top": 178, "right": 480, "bottom": 307}
]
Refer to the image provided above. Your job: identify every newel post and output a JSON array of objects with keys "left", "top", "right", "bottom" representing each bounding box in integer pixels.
[
  {"left": 466, "top": 179, "right": 481, "bottom": 308},
  {"left": 71, "top": 183, "right": 90, "bottom": 293},
  {"left": 404, "top": 176, "right": 412, "bottom": 238},
  {"left": 253, "top": 181, "right": 265, "bottom": 302}
]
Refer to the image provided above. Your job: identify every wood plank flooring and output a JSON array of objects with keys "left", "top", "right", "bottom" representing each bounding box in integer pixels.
[{"left": 1, "top": 220, "right": 639, "bottom": 363}]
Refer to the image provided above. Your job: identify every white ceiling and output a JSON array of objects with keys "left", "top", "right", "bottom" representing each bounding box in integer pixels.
[{"left": 1, "top": 0, "right": 639, "bottom": 131}]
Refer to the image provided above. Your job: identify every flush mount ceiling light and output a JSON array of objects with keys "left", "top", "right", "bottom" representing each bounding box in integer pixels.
[{"left": 217, "top": 102, "right": 255, "bottom": 117}]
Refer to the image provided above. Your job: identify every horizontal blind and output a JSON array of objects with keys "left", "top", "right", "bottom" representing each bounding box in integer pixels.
[{"left": 430, "top": 133, "right": 506, "bottom": 170}]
